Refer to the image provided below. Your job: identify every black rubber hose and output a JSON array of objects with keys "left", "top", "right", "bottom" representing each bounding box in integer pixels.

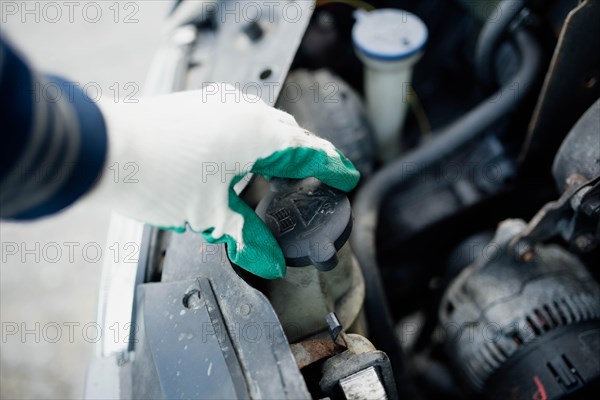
[
  {"left": 350, "top": 29, "right": 541, "bottom": 393},
  {"left": 475, "top": 0, "right": 527, "bottom": 88}
]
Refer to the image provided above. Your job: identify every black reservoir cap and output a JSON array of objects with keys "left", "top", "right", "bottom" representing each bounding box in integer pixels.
[{"left": 256, "top": 178, "right": 352, "bottom": 271}]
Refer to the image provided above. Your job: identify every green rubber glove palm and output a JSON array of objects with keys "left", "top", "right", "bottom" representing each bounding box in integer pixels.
[{"left": 91, "top": 84, "right": 360, "bottom": 279}]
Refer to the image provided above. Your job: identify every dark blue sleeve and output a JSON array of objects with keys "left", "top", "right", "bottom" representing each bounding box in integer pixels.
[{"left": 0, "top": 38, "right": 107, "bottom": 219}]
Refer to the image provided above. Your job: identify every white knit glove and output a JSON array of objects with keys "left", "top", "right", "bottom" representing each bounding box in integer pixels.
[{"left": 87, "top": 84, "right": 360, "bottom": 279}]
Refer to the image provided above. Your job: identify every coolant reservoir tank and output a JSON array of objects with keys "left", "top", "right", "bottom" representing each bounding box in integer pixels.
[
  {"left": 256, "top": 178, "right": 352, "bottom": 271},
  {"left": 257, "top": 178, "right": 365, "bottom": 342},
  {"left": 352, "top": 8, "right": 428, "bottom": 162}
]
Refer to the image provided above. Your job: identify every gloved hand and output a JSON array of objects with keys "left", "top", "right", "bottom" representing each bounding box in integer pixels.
[{"left": 88, "top": 84, "right": 360, "bottom": 279}]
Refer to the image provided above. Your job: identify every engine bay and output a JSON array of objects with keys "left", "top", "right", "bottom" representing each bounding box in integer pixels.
[{"left": 86, "top": 1, "right": 600, "bottom": 399}]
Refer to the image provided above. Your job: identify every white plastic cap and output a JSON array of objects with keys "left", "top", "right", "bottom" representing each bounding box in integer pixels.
[{"left": 352, "top": 9, "right": 428, "bottom": 63}]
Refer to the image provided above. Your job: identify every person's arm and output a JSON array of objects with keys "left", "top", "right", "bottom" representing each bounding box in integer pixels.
[
  {"left": 0, "top": 38, "right": 107, "bottom": 219},
  {"left": 1, "top": 38, "right": 360, "bottom": 279}
]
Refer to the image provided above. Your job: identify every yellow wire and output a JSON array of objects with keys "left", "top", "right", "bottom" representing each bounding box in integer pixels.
[
  {"left": 407, "top": 87, "right": 432, "bottom": 137},
  {"left": 316, "top": 0, "right": 375, "bottom": 11}
]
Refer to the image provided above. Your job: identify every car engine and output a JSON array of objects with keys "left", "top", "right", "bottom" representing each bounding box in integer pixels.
[{"left": 85, "top": 1, "right": 600, "bottom": 399}]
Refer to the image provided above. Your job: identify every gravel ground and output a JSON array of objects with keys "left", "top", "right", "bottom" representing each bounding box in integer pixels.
[{"left": 1, "top": 2, "right": 171, "bottom": 398}]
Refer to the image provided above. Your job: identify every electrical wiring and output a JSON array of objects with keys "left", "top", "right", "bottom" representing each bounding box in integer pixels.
[
  {"left": 316, "top": 0, "right": 375, "bottom": 11},
  {"left": 408, "top": 87, "right": 432, "bottom": 137}
]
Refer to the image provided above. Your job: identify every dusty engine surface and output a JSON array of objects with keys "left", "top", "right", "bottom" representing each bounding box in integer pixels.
[{"left": 86, "top": 1, "right": 600, "bottom": 399}]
